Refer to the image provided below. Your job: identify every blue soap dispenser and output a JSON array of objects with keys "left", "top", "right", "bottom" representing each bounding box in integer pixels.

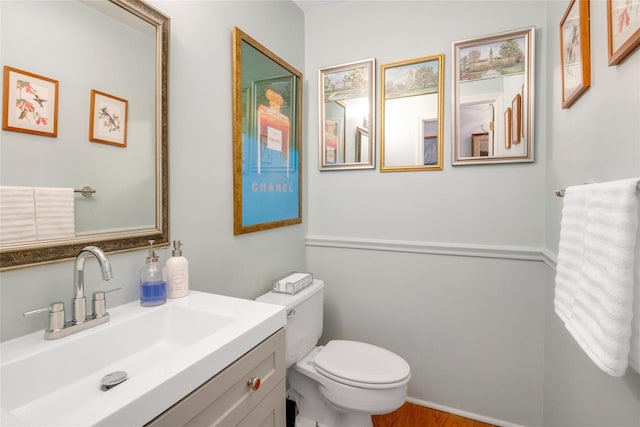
[{"left": 140, "top": 240, "right": 166, "bottom": 307}]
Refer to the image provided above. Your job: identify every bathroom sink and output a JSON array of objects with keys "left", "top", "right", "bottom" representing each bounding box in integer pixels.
[{"left": 0, "top": 291, "right": 285, "bottom": 426}]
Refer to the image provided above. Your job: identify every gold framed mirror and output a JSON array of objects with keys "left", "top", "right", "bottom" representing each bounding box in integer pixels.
[
  {"left": 452, "top": 27, "right": 535, "bottom": 165},
  {"left": 319, "top": 59, "right": 375, "bottom": 170},
  {"left": 380, "top": 54, "right": 444, "bottom": 172},
  {"left": 0, "top": 0, "right": 170, "bottom": 270}
]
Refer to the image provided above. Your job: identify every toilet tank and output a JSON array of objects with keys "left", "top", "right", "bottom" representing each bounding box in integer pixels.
[{"left": 256, "top": 279, "right": 324, "bottom": 368}]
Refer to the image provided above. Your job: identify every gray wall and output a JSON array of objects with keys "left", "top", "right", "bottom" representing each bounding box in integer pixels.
[
  {"left": 542, "top": 1, "right": 640, "bottom": 426},
  {"left": 305, "top": 1, "right": 547, "bottom": 425},
  {"left": 304, "top": 1, "right": 639, "bottom": 426}
]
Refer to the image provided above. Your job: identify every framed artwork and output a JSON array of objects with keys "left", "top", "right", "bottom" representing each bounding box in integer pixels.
[
  {"left": 452, "top": 27, "right": 535, "bottom": 165},
  {"left": 560, "top": 0, "right": 591, "bottom": 108},
  {"left": 471, "top": 133, "right": 489, "bottom": 157},
  {"left": 319, "top": 58, "right": 375, "bottom": 170},
  {"left": 89, "top": 89, "right": 128, "bottom": 147},
  {"left": 511, "top": 93, "right": 522, "bottom": 144},
  {"left": 232, "top": 27, "right": 302, "bottom": 235},
  {"left": 607, "top": 0, "right": 640, "bottom": 65},
  {"left": 252, "top": 75, "right": 296, "bottom": 173},
  {"left": 2, "top": 66, "right": 58, "bottom": 137},
  {"left": 504, "top": 107, "right": 512, "bottom": 149},
  {"left": 380, "top": 54, "right": 444, "bottom": 171}
]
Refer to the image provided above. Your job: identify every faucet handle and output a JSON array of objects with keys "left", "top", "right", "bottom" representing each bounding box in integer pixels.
[
  {"left": 24, "top": 302, "right": 65, "bottom": 332},
  {"left": 92, "top": 287, "right": 122, "bottom": 318}
]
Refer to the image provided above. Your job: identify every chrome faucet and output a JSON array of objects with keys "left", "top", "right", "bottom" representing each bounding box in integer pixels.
[
  {"left": 72, "top": 246, "right": 113, "bottom": 325},
  {"left": 24, "top": 246, "right": 120, "bottom": 340}
]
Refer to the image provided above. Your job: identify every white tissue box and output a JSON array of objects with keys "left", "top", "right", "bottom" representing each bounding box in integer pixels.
[{"left": 272, "top": 272, "right": 313, "bottom": 295}]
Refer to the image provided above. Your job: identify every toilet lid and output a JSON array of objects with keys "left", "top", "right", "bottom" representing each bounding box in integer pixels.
[{"left": 314, "top": 340, "right": 410, "bottom": 388}]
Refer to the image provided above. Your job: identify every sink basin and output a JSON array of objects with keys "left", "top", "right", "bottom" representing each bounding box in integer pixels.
[{"left": 1, "top": 291, "right": 285, "bottom": 426}]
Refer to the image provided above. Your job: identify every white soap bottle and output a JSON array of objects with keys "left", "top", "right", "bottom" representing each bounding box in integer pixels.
[{"left": 166, "top": 240, "right": 189, "bottom": 298}]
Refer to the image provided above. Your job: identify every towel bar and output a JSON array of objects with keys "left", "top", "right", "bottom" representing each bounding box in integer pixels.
[
  {"left": 555, "top": 181, "right": 640, "bottom": 197},
  {"left": 74, "top": 186, "right": 96, "bottom": 198}
]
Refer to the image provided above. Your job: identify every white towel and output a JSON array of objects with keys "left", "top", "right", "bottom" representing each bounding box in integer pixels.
[
  {"left": 34, "top": 187, "right": 75, "bottom": 240},
  {"left": 0, "top": 186, "right": 37, "bottom": 244},
  {"left": 629, "top": 222, "right": 640, "bottom": 373},
  {"left": 555, "top": 178, "right": 640, "bottom": 376}
]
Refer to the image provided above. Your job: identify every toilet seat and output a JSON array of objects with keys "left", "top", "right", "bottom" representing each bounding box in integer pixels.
[{"left": 314, "top": 340, "right": 411, "bottom": 390}]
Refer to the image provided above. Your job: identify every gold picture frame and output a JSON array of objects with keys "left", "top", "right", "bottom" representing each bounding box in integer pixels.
[
  {"left": 504, "top": 107, "right": 512, "bottom": 149},
  {"left": 2, "top": 66, "right": 58, "bottom": 137},
  {"left": 560, "top": 0, "right": 591, "bottom": 108},
  {"left": 232, "top": 27, "right": 303, "bottom": 235},
  {"left": 511, "top": 94, "right": 522, "bottom": 144},
  {"left": 89, "top": 89, "right": 128, "bottom": 147},
  {"left": 607, "top": 0, "right": 640, "bottom": 65},
  {"left": 380, "top": 54, "right": 444, "bottom": 172}
]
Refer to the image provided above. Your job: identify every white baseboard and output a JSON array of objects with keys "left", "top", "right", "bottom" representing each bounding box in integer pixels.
[{"left": 406, "top": 396, "right": 527, "bottom": 427}]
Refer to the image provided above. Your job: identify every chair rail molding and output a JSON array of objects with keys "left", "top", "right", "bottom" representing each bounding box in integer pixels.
[{"left": 306, "top": 235, "right": 555, "bottom": 266}]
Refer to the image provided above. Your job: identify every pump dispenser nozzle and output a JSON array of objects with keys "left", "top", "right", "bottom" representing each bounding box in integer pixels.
[
  {"left": 172, "top": 240, "right": 183, "bottom": 257},
  {"left": 146, "top": 240, "right": 159, "bottom": 263},
  {"left": 140, "top": 239, "right": 166, "bottom": 306}
]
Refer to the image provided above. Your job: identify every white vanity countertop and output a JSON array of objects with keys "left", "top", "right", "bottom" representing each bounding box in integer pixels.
[{"left": 1, "top": 290, "right": 286, "bottom": 426}]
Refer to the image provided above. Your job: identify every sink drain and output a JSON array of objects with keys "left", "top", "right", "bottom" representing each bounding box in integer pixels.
[{"left": 101, "top": 371, "right": 128, "bottom": 391}]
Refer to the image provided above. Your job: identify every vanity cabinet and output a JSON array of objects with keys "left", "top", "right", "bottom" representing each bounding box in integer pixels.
[{"left": 146, "top": 328, "right": 286, "bottom": 427}]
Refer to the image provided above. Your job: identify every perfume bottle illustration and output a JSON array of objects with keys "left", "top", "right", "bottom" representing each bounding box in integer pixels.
[{"left": 257, "top": 88, "right": 290, "bottom": 176}]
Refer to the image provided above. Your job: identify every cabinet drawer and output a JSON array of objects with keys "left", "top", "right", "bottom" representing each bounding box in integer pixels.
[
  {"left": 146, "top": 328, "right": 285, "bottom": 427},
  {"left": 238, "top": 379, "right": 285, "bottom": 427}
]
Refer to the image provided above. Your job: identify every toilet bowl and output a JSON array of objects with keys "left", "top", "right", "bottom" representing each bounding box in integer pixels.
[
  {"left": 256, "top": 279, "right": 411, "bottom": 427},
  {"left": 290, "top": 341, "right": 410, "bottom": 426}
]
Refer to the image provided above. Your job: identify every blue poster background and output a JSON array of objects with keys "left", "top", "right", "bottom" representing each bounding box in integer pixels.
[{"left": 242, "top": 133, "right": 299, "bottom": 226}]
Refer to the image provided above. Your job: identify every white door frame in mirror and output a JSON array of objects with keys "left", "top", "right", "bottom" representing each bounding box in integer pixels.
[
  {"left": 452, "top": 26, "right": 535, "bottom": 165},
  {"left": 380, "top": 54, "right": 444, "bottom": 172},
  {"left": 319, "top": 59, "right": 375, "bottom": 170}
]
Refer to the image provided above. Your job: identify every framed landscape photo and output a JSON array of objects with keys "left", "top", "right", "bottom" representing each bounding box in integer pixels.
[
  {"left": 2, "top": 66, "right": 58, "bottom": 137},
  {"left": 607, "top": 0, "right": 640, "bottom": 65},
  {"left": 560, "top": 0, "right": 591, "bottom": 108},
  {"left": 89, "top": 89, "right": 128, "bottom": 147}
]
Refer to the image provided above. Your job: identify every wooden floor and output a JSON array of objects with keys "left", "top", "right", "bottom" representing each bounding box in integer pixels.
[{"left": 372, "top": 402, "right": 496, "bottom": 427}]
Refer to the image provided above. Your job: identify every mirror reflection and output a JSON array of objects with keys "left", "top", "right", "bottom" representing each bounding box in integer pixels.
[
  {"left": 380, "top": 54, "right": 444, "bottom": 172},
  {"left": 319, "top": 59, "right": 375, "bottom": 170},
  {"left": 0, "top": 0, "right": 169, "bottom": 269},
  {"left": 452, "top": 27, "right": 535, "bottom": 165}
]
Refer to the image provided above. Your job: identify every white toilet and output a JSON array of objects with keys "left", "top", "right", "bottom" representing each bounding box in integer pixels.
[{"left": 256, "top": 279, "right": 411, "bottom": 427}]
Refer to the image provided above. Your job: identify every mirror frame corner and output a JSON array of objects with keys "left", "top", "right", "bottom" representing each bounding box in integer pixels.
[
  {"left": 452, "top": 26, "right": 535, "bottom": 166},
  {"left": 0, "top": 0, "right": 170, "bottom": 271}
]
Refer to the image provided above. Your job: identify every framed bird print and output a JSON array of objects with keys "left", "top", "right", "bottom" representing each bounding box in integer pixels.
[
  {"left": 2, "top": 66, "right": 59, "bottom": 137},
  {"left": 89, "top": 89, "right": 128, "bottom": 147}
]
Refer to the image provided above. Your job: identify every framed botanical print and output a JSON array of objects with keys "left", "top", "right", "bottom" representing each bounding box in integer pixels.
[
  {"left": 607, "top": 0, "right": 640, "bottom": 65},
  {"left": 89, "top": 89, "right": 128, "bottom": 147},
  {"left": 560, "top": 0, "right": 591, "bottom": 108},
  {"left": 2, "top": 66, "right": 58, "bottom": 137}
]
